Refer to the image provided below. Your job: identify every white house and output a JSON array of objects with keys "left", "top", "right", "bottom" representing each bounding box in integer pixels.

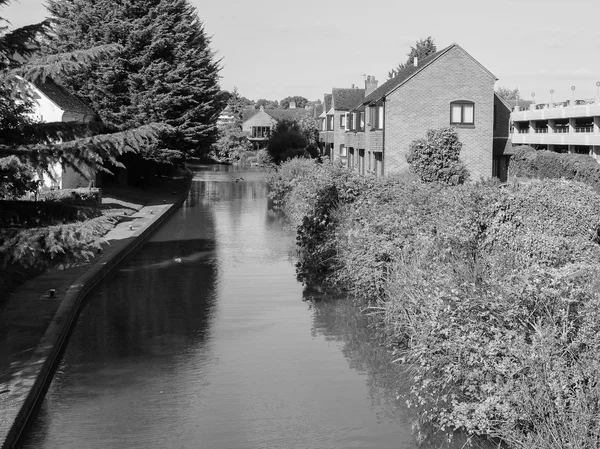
[{"left": 26, "top": 79, "right": 99, "bottom": 189}]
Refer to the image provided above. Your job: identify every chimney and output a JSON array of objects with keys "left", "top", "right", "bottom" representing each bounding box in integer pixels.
[
  {"left": 365, "top": 75, "right": 378, "bottom": 96},
  {"left": 289, "top": 100, "right": 296, "bottom": 109},
  {"left": 414, "top": 56, "right": 418, "bottom": 67},
  {"left": 351, "top": 83, "right": 355, "bottom": 89}
]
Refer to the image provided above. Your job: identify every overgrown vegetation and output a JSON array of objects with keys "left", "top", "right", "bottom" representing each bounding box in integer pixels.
[
  {"left": 510, "top": 146, "right": 600, "bottom": 191},
  {"left": 268, "top": 156, "right": 600, "bottom": 448}
]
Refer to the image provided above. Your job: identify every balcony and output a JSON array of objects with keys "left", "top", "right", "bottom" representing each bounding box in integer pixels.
[
  {"left": 511, "top": 132, "right": 600, "bottom": 146},
  {"left": 511, "top": 100, "right": 600, "bottom": 121}
]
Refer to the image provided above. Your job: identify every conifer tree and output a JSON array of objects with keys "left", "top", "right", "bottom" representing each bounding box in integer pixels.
[
  {"left": 0, "top": 1, "right": 167, "bottom": 198},
  {"left": 44, "top": 0, "right": 224, "bottom": 160}
]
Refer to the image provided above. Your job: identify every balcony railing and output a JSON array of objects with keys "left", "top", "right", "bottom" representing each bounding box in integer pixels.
[
  {"left": 517, "top": 129, "right": 529, "bottom": 134},
  {"left": 575, "top": 125, "right": 594, "bottom": 133},
  {"left": 535, "top": 128, "right": 548, "bottom": 133},
  {"left": 554, "top": 127, "right": 569, "bottom": 133}
]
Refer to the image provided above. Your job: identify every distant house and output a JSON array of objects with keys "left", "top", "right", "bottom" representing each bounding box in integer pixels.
[
  {"left": 318, "top": 85, "right": 367, "bottom": 162},
  {"left": 242, "top": 105, "right": 309, "bottom": 150},
  {"left": 26, "top": 79, "right": 100, "bottom": 189},
  {"left": 339, "top": 44, "right": 507, "bottom": 180}
]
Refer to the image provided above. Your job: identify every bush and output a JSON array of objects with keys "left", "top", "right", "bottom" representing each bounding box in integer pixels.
[
  {"left": 509, "top": 146, "right": 600, "bottom": 192},
  {"left": 0, "top": 200, "right": 100, "bottom": 228},
  {"left": 0, "top": 215, "right": 115, "bottom": 269},
  {"left": 406, "top": 127, "right": 470, "bottom": 185},
  {"left": 39, "top": 187, "right": 102, "bottom": 206}
]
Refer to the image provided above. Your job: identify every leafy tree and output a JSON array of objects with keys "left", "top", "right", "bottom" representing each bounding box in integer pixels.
[
  {"left": 496, "top": 86, "right": 521, "bottom": 101},
  {"left": 44, "top": 0, "right": 224, "bottom": 160},
  {"left": 280, "top": 96, "right": 308, "bottom": 109},
  {"left": 388, "top": 37, "right": 436, "bottom": 79},
  {"left": 210, "top": 87, "right": 251, "bottom": 162},
  {"left": 267, "top": 118, "right": 318, "bottom": 164},
  {"left": 255, "top": 98, "right": 278, "bottom": 109},
  {"left": 406, "top": 127, "right": 469, "bottom": 185}
]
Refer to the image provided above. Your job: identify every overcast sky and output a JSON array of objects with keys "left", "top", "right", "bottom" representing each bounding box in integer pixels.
[{"left": 3, "top": 0, "right": 600, "bottom": 104}]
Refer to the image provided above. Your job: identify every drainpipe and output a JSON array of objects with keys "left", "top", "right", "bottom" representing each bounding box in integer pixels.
[{"left": 382, "top": 97, "right": 386, "bottom": 176}]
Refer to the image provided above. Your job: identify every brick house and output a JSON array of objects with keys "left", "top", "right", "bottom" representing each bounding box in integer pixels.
[
  {"left": 318, "top": 86, "right": 367, "bottom": 162},
  {"left": 27, "top": 79, "right": 100, "bottom": 189},
  {"left": 242, "top": 105, "right": 308, "bottom": 150},
  {"left": 343, "top": 44, "right": 509, "bottom": 179}
]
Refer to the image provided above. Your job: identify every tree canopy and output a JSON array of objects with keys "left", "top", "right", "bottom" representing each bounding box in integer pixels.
[
  {"left": 388, "top": 37, "right": 437, "bottom": 79},
  {"left": 267, "top": 118, "right": 319, "bottom": 164},
  {"left": 280, "top": 96, "right": 308, "bottom": 109},
  {"left": 496, "top": 86, "right": 521, "bottom": 101},
  {"left": 43, "top": 0, "right": 224, "bottom": 160}
]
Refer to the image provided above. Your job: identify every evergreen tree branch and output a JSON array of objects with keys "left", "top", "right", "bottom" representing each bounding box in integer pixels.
[{"left": 15, "top": 44, "right": 123, "bottom": 82}]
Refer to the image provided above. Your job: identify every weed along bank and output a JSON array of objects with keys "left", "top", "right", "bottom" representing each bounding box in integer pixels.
[{"left": 268, "top": 158, "right": 600, "bottom": 447}]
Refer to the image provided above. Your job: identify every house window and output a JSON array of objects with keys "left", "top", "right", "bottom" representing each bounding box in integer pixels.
[
  {"left": 359, "top": 112, "right": 365, "bottom": 131},
  {"left": 450, "top": 101, "right": 475, "bottom": 125},
  {"left": 369, "top": 106, "right": 384, "bottom": 130},
  {"left": 340, "top": 144, "right": 347, "bottom": 157},
  {"left": 327, "top": 115, "right": 334, "bottom": 131},
  {"left": 348, "top": 113, "right": 354, "bottom": 130},
  {"left": 340, "top": 114, "right": 346, "bottom": 129},
  {"left": 251, "top": 126, "right": 270, "bottom": 138},
  {"left": 320, "top": 118, "right": 326, "bottom": 131}
]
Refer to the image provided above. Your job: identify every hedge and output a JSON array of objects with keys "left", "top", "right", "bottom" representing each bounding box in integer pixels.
[
  {"left": 0, "top": 200, "right": 100, "bottom": 228},
  {"left": 39, "top": 187, "right": 103, "bottom": 207},
  {"left": 510, "top": 146, "right": 600, "bottom": 191}
]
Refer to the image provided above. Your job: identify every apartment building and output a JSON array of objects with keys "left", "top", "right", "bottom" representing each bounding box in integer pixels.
[{"left": 510, "top": 92, "right": 600, "bottom": 159}]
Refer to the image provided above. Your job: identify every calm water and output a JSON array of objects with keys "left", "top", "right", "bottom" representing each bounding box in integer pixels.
[{"left": 18, "top": 165, "right": 471, "bottom": 449}]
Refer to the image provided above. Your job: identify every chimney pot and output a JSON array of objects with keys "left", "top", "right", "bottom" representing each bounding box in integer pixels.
[{"left": 364, "top": 75, "right": 378, "bottom": 96}]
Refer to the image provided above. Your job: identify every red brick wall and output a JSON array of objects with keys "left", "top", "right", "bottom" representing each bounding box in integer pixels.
[{"left": 383, "top": 46, "right": 496, "bottom": 179}]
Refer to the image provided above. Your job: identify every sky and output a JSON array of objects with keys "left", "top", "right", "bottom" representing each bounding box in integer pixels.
[{"left": 2, "top": 0, "right": 600, "bottom": 104}]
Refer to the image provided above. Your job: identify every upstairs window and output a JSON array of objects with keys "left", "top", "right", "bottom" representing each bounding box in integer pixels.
[
  {"left": 359, "top": 112, "right": 365, "bottom": 131},
  {"left": 340, "top": 114, "right": 346, "bottom": 129},
  {"left": 450, "top": 101, "right": 474, "bottom": 125},
  {"left": 369, "top": 106, "right": 384, "bottom": 130},
  {"left": 348, "top": 113, "right": 354, "bottom": 130},
  {"left": 327, "top": 115, "right": 334, "bottom": 131}
]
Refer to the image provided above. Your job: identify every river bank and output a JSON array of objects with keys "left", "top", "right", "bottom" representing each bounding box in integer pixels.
[
  {"left": 0, "top": 172, "right": 192, "bottom": 449},
  {"left": 268, "top": 158, "right": 600, "bottom": 448}
]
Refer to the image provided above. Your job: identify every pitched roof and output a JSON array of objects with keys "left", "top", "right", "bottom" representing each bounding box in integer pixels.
[
  {"left": 362, "top": 44, "right": 496, "bottom": 105},
  {"left": 332, "top": 88, "right": 365, "bottom": 111},
  {"left": 264, "top": 108, "right": 308, "bottom": 121},
  {"left": 242, "top": 108, "right": 258, "bottom": 121},
  {"left": 34, "top": 79, "right": 96, "bottom": 117}
]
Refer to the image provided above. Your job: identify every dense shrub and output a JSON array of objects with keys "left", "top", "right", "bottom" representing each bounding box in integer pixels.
[
  {"left": 0, "top": 200, "right": 100, "bottom": 228},
  {"left": 510, "top": 146, "right": 600, "bottom": 192},
  {"left": 39, "top": 187, "right": 102, "bottom": 206},
  {"left": 406, "top": 127, "right": 469, "bottom": 185},
  {"left": 271, "top": 157, "right": 600, "bottom": 446}
]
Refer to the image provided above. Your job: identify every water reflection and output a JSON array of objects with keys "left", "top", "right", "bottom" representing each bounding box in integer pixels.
[{"left": 20, "top": 165, "right": 481, "bottom": 449}]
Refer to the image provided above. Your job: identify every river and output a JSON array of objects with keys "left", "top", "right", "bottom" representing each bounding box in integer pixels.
[{"left": 18, "top": 165, "right": 477, "bottom": 449}]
